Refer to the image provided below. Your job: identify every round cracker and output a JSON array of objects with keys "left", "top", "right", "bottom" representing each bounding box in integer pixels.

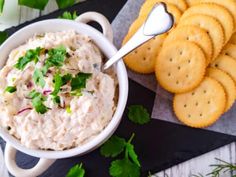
[
  {"left": 123, "top": 34, "right": 167, "bottom": 73},
  {"left": 123, "top": 18, "right": 167, "bottom": 73},
  {"left": 155, "top": 40, "right": 206, "bottom": 93},
  {"left": 163, "top": 25, "right": 213, "bottom": 64},
  {"left": 185, "top": 0, "right": 200, "bottom": 7},
  {"left": 197, "top": 0, "right": 236, "bottom": 29},
  {"left": 139, "top": 0, "right": 187, "bottom": 16},
  {"left": 140, "top": 2, "right": 182, "bottom": 26},
  {"left": 173, "top": 77, "right": 226, "bottom": 128},
  {"left": 178, "top": 14, "right": 225, "bottom": 60},
  {"left": 206, "top": 68, "right": 236, "bottom": 112},
  {"left": 229, "top": 33, "right": 236, "bottom": 44},
  {"left": 221, "top": 43, "right": 236, "bottom": 60},
  {"left": 210, "top": 54, "right": 236, "bottom": 83},
  {"left": 179, "top": 3, "right": 234, "bottom": 43}
]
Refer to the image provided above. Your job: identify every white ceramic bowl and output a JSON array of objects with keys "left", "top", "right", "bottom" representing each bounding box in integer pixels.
[{"left": 0, "top": 12, "right": 128, "bottom": 177}]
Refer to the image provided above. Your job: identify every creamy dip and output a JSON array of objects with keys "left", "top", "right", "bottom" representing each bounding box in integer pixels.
[{"left": 0, "top": 30, "right": 117, "bottom": 150}]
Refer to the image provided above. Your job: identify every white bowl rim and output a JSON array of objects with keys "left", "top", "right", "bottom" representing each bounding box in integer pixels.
[{"left": 0, "top": 19, "right": 129, "bottom": 159}]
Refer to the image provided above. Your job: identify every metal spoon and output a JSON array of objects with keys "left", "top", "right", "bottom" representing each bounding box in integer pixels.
[{"left": 103, "top": 2, "right": 174, "bottom": 70}]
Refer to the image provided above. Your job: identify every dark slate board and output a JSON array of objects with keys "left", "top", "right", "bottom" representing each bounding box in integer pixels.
[{"left": 1, "top": 0, "right": 236, "bottom": 176}]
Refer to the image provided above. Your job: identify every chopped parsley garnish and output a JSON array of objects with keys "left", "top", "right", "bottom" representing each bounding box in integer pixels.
[
  {"left": 70, "top": 73, "right": 92, "bottom": 95},
  {"left": 28, "top": 90, "right": 48, "bottom": 114},
  {"left": 42, "top": 46, "right": 67, "bottom": 75},
  {"left": 100, "top": 133, "right": 141, "bottom": 177},
  {"left": 15, "top": 47, "right": 42, "bottom": 70},
  {"left": 56, "top": 0, "right": 75, "bottom": 9},
  {"left": 5, "top": 86, "right": 17, "bottom": 93},
  {"left": 0, "top": 0, "right": 4, "bottom": 14},
  {"left": 66, "top": 163, "right": 85, "bottom": 177},
  {"left": 33, "top": 68, "right": 45, "bottom": 88},
  {"left": 62, "top": 73, "right": 72, "bottom": 85},
  {"left": 59, "top": 11, "right": 78, "bottom": 20},
  {"left": 18, "top": 0, "right": 49, "bottom": 10},
  {"left": 128, "top": 105, "right": 150, "bottom": 125}
]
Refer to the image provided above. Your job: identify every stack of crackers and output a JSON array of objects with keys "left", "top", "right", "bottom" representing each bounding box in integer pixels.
[{"left": 123, "top": 0, "right": 236, "bottom": 128}]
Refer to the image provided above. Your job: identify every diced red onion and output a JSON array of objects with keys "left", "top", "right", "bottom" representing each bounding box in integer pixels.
[
  {"left": 26, "top": 81, "right": 33, "bottom": 88},
  {"left": 17, "top": 107, "right": 32, "bottom": 114},
  {"left": 43, "top": 90, "right": 52, "bottom": 95}
]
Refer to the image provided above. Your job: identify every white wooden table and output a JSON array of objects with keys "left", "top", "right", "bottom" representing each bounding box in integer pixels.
[{"left": 0, "top": 1, "right": 235, "bottom": 177}]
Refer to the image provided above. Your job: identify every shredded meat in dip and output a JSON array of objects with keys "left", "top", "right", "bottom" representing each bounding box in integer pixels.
[{"left": 0, "top": 30, "right": 117, "bottom": 150}]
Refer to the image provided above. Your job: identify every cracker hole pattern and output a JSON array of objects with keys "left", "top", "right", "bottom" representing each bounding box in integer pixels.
[
  {"left": 178, "top": 66, "right": 181, "bottom": 70},
  {"left": 169, "top": 58, "right": 173, "bottom": 62}
]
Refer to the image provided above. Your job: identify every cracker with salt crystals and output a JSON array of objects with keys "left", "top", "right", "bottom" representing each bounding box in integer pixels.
[
  {"left": 173, "top": 77, "right": 226, "bottom": 128},
  {"left": 206, "top": 68, "right": 236, "bottom": 112},
  {"left": 163, "top": 25, "right": 213, "bottom": 64},
  {"left": 155, "top": 40, "right": 206, "bottom": 93},
  {"left": 123, "top": 17, "right": 167, "bottom": 73},
  {"left": 221, "top": 43, "right": 236, "bottom": 60},
  {"left": 211, "top": 55, "right": 236, "bottom": 83},
  {"left": 179, "top": 14, "right": 225, "bottom": 60},
  {"left": 179, "top": 3, "right": 234, "bottom": 43}
]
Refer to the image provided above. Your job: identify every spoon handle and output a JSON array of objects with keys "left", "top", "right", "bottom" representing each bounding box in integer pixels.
[{"left": 103, "top": 2, "right": 174, "bottom": 70}]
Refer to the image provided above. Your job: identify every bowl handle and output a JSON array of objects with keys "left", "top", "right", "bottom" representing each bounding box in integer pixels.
[
  {"left": 75, "top": 12, "right": 113, "bottom": 42},
  {"left": 4, "top": 143, "right": 55, "bottom": 177}
]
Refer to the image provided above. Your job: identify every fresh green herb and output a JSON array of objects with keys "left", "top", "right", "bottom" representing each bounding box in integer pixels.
[
  {"left": 62, "top": 73, "right": 72, "bottom": 85},
  {"left": 42, "top": 46, "right": 66, "bottom": 75},
  {"left": 59, "top": 11, "right": 78, "bottom": 20},
  {"left": 0, "top": 31, "right": 8, "bottom": 45},
  {"left": 100, "top": 136, "right": 126, "bottom": 158},
  {"left": 110, "top": 158, "right": 140, "bottom": 177},
  {"left": 56, "top": 0, "right": 75, "bottom": 9},
  {"left": 128, "top": 105, "right": 150, "bottom": 125},
  {"left": 28, "top": 90, "right": 48, "bottom": 114},
  {"left": 18, "top": 0, "right": 49, "bottom": 10},
  {"left": 5, "top": 86, "right": 17, "bottom": 93},
  {"left": 66, "top": 106, "right": 72, "bottom": 114},
  {"left": 15, "top": 47, "right": 42, "bottom": 70},
  {"left": 70, "top": 73, "right": 92, "bottom": 96},
  {"left": 192, "top": 158, "right": 236, "bottom": 177},
  {"left": 100, "top": 133, "right": 141, "bottom": 177},
  {"left": 33, "top": 68, "right": 45, "bottom": 88},
  {"left": 52, "top": 95, "right": 60, "bottom": 104},
  {"left": 66, "top": 163, "right": 85, "bottom": 177},
  {"left": 0, "top": 0, "right": 4, "bottom": 13},
  {"left": 51, "top": 73, "right": 62, "bottom": 96}
]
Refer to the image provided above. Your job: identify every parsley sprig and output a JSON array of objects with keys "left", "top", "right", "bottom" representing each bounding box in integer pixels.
[
  {"left": 15, "top": 47, "right": 42, "bottom": 70},
  {"left": 66, "top": 163, "right": 85, "bottom": 177},
  {"left": 33, "top": 68, "right": 45, "bottom": 88},
  {"left": 128, "top": 105, "right": 150, "bottom": 125},
  {"left": 5, "top": 86, "right": 17, "bottom": 93},
  {"left": 71, "top": 73, "right": 92, "bottom": 96},
  {"left": 42, "top": 46, "right": 67, "bottom": 75},
  {"left": 28, "top": 90, "right": 48, "bottom": 114},
  {"left": 100, "top": 133, "right": 141, "bottom": 177}
]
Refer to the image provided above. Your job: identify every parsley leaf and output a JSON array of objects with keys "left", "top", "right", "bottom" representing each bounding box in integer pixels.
[
  {"left": 18, "top": 0, "right": 49, "bottom": 10},
  {"left": 126, "top": 143, "right": 140, "bottom": 167},
  {"left": 5, "top": 86, "right": 17, "bottom": 93},
  {"left": 51, "top": 73, "right": 62, "bottom": 96},
  {"left": 128, "top": 105, "right": 150, "bottom": 125},
  {"left": 42, "top": 46, "right": 66, "bottom": 75},
  {"left": 62, "top": 73, "right": 72, "bottom": 85},
  {"left": 109, "top": 158, "right": 140, "bottom": 177},
  {"left": 59, "top": 11, "right": 78, "bottom": 20},
  {"left": 15, "top": 47, "right": 42, "bottom": 70},
  {"left": 100, "top": 136, "right": 126, "bottom": 158},
  {"left": 71, "top": 73, "right": 92, "bottom": 95},
  {"left": 56, "top": 0, "right": 75, "bottom": 9},
  {"left": 28, "top": 90, "right": 48, "bottom": 114},
  {"left": 0, "top": 31, "right": 8, "bottom": 45},
  {"left": 33, "top": 68, "right": 45, "bottom": 88},
  {"left": 66, "top": 163, "right": 85, "bottom": 177},
  {"left": 0, "top": 0, "right": 4, "bottom": 14}
]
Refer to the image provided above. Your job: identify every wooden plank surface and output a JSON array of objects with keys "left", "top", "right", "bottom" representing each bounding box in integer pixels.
[{"left": 0, "top": 1, "right": 235, "bottom": 177}]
